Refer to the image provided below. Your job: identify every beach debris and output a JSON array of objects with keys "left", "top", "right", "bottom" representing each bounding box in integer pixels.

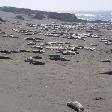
[
  {"left": 24, "top": 56, "right": 42, "bottom": 62},
  {"left": 94, "top": 97, "right": 104, "bottom": 101},
  {"left": 31, "top": 45, "right": 43, "bottom": 50},
  {"left": 100, "top": 59, "right": 111, "bottom": 63},
  {"left": 32, "top": 56, "right": 42, "bottom": 59},
  {"left": 27, "top": 42, "right": 36, "bottom": 45},
  {"left": 11, "top": 50, "right": 20, "bottom": 53},
  {"left": 67, "top": 101, "right": 84, "bottom": 112},
  {"left": 62, "top": 50, "right": 75, "bottom": 55},
  {"left": 0, "top": 50, "right": 11, "bottom": 54},
  {"left": 24, "top": 56, "right": 44, "bottom": 65},
  {"left": 2, "top": 34, "right": 18, "bottom": 38},
  {"left": 0, "top": 56, "right": 11, "bottom": 59},
  {"left": 19, "top": 49, "right": 30, "bottom": 53},
  {"left": 24, "top": 57, "right": 33, "bottom": 62},
  {"left": 32, "top": 50, "right": 44, "bottom": 54},
  {"left": 105, "top": 41, "right": 112, "bottom": 45},
  {"left": 49, "top": 54, "right": 70, "bottom": 61},
  {"left": 90, "top": 44, "right": 97, "bottom": 46},
  {"left": 100, "top": 71, "right": 112, "bottom": 75},
  {"left": 35, "top": 37, "right": 44, "bottom": 40},
  {"left": 84, "top": 47, "right": 95, "bottom": 51},
  {"left": 24, "top": 37, "right": 35, "bottom": 41},
  {"left": 29, "top": 60, "right": 45, "bottom": 65},
  {"left": 91, "top": 34, "right": 99, "bottom": 38},
  {"left": 75, "top": 46, "right": 84, "bottom": 49}
]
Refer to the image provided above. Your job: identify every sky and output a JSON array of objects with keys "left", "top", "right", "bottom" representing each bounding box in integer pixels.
[{"left": 0, "top": 0, "right": 112, "bottom": 12}]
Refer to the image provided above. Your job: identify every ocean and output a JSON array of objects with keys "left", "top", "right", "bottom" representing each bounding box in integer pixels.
[{"left": 75, "top": 11, "right": 112, "bottom": 21}]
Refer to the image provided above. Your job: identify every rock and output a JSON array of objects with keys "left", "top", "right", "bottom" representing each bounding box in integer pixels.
[{"left": 67, "top": 101, "right": 84, "bottom": 112}]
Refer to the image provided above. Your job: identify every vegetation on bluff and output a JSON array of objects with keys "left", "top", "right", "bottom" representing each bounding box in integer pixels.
[{"left": 0, "top": 6, "right": 78, "bottom": 22}]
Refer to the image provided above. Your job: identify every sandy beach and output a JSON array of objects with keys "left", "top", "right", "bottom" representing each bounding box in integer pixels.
[{"left": 0, "top": 10, "right": 112, "bottom": 112}]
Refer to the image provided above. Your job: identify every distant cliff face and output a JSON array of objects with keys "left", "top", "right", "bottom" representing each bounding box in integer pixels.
[
  {"left": 0, "top": 6, "right": 78, "bottom": 22},
  {"left": 47, "top": 12, "right": 78, "bottom": 22}
]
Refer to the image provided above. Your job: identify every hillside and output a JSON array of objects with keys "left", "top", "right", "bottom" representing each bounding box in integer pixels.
[{"left": 0, "top": 6, "right": 79, "bottom": 22}]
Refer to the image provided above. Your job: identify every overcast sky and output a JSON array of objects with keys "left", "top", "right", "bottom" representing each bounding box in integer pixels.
[{"left": 0, "top": 0, "right": 112, "bottom": 12}]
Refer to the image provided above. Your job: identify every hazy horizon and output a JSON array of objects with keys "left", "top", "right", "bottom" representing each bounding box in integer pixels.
[{"left": 0, "top": 0, "right": 112, "bottom": 12}]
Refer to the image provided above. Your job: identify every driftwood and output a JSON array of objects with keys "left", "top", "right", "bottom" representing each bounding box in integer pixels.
[
  {"left": 32, "top": 50, "right": 44, "bottom": 54},
  {"left": 29, "top": 60, "right": 45, "bottom": 65},
  {"left": 24, "top": 57, "right": 33, "bottom": 62},
  {"left": 49, "top": 54, "right": 70, "bottom": 61},
  {"left": 32, "top": 56, "right": 42, "bottom": 59},
  {"left": 24, "top": 56, "right": 42, "bottom": 62},
  {"left": 11, "top": 50, "right": 20, "bottom": 53},
  {"left": 19, "top": 49, "right": 30, "bottom": 53},
  {"left": 35, "top": 38, "right": 44, "bottom": 40},
  {"left": 0, "top": 56, "right": 11, "bottom": 59},
  {"left": 27, "top": 42, "right": 36, "bottom": 45},
  {"left": 100, "top": 71, "right": 112, "bottom": 75},
  {"left": 100, "top": 59, "right": 111, "bottom": 63},
  {"left": 24, "top": 37, "right": 35, "bottom": 40},
  {"left": 0, "top": 50, "right": 11, "bottom": 54},
  {"left": 24, "top": 57, "right": 45, "bottom": 65}
]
